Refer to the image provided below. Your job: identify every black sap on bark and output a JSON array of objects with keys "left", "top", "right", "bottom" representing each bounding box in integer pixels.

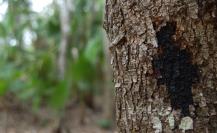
[{"left": 152, "top": 22, "right": 199, "bottom": 117}]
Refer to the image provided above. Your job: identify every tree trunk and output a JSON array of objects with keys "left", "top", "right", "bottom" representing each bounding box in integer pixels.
[
  {"left": 55, "top": 1, "right": 73, "bottom": 132},
  {"left": 57, "top": 0, "right": 72, "bottom": 79},
  {"left": 102, "top": 32, "right": 115, "bottom": 122},
  {"left": 103, "top": 0, "right": 217, "bottom": 132}
]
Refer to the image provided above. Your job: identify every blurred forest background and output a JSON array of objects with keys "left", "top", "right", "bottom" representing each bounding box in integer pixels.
[{"left": 0, "top": 0, "right": 115, "bottom": 132}]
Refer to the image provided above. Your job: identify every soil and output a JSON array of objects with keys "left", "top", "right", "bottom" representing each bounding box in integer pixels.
[{"left": 0, "top": 104, "right": 115, "bottom": 133}]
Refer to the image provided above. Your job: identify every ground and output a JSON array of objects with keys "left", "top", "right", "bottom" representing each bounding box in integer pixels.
[{"left": 0, "top": 101, "right": 115, "bottom": 133}]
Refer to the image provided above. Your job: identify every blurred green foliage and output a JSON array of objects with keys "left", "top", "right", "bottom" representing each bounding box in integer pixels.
[
  {"left": 0, "top": 0, "right": 105, "bottom": 110},
  {"left": 97, "top": 119, "right": 112, "bottom": 129}
]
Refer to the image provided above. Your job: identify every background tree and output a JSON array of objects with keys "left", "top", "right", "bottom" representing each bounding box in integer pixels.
[
  {"left": 0, "top": 0, "right": 114, "bottom": 132},
  {"left": 57, "top": 0, "right": 72, "bottom": 79},
  {"left": 104, "top": 0, "right": 217, "bottom": 132}
]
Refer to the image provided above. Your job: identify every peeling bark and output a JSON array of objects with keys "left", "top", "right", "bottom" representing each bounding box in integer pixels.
[{"left": 104, "top": 0, "right": 217, "bottom": 132}]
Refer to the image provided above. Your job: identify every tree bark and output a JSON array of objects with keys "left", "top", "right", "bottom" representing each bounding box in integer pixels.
[
  {"left": 57, "top": 0, "right": 72, "bottom": 79},
  {"left": 103, "top": 0, "right": 217, "bottom": 132},
  {"left": 103, "top": 32, "right": 115, "bottom": 122}
]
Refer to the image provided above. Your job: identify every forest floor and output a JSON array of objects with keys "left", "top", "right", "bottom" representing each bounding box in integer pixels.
[{"left": 0, "top": 100, "right": 115, "bottom": 133}]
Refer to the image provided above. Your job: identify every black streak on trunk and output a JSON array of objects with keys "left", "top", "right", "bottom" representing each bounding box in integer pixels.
[{"left": 152, "top": 22, "right": 199, "bottom": 117}]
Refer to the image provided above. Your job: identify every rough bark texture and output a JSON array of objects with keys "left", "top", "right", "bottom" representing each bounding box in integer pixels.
[{"left": 103, "top": 0, "right": 217, "bottom": 132}]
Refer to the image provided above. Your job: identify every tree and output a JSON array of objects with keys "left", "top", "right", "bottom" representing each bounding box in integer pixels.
[
  {"left": 6, "top": 0, "right": 31, "bottom": 49},
  {"left": 104, "top": 0, "right": 217, "bottom": 132},
  {"left": 57, "top": 0, "right": 73, "bottom": 79},
  {"left": 102, "top": 33, "right": 115, "bottom": 125}
]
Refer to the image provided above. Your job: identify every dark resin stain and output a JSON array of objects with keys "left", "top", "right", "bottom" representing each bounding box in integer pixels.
[{"left": 153, "top": 22, "right": 199, "bottom": 116}]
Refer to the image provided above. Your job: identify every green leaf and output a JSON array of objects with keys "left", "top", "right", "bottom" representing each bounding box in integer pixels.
[
  {"left": 9, "top": 79, "right": 26, "bottom": 92},
  {"left": 97, "top": 119, "right": 112, "bottom": 129},
  {"left": 71, "top": 55, "right": 94, "bottom": 81},
  {"left": 48, "top": 81, "right": 69, "bottom": 109},
  {"left": 0, "top": 23, "right": 6, "bottom": 37},
  {"left": 32, "top": 96, "right": 41, "bottom": 111},
  {"left": 84, "top": 35, "right": 102, "bottom": 64},
  {"left": 0, "top": 80, "right": 8, "bottom": 95},
  {"left": 0, "top": 64, "right": 16, "bottom": 80}
]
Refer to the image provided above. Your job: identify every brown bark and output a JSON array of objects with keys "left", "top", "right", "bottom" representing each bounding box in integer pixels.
[{"left": 103, "top": 0, "right": 217, "bottom": 132}]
